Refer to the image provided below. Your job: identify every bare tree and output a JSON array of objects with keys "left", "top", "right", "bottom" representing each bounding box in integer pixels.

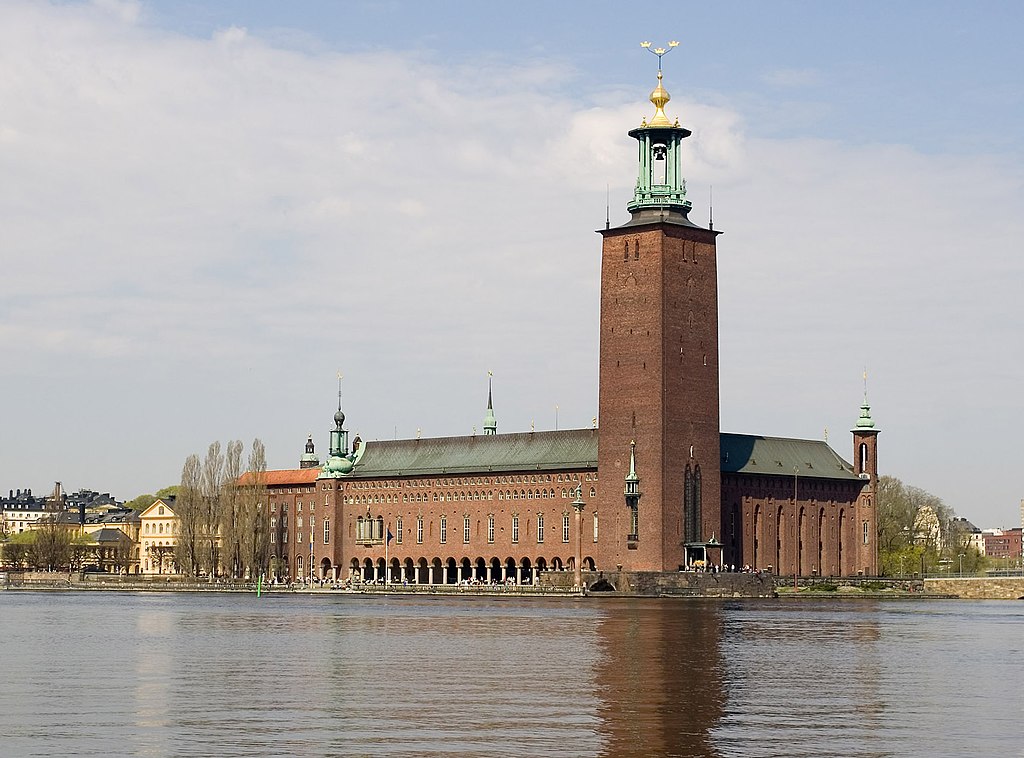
[
  {"left": 175, "top": 454, "right": 203, "bottom": 576},
  {"left": 221, "top": 440, "right": 244, "bottom": 578},
  {"left": 199, "top": 442, "right": 225, "bottom": 580},
  {"left": 240, "top": 439, "right": 269, "bottom": 580}
]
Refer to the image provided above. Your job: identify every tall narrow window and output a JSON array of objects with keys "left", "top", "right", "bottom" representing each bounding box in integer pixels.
[
  {"left": 323, "top": 519, "right": 330, "bottom": 544},
  {"left": 593, "top": 512, "right": 599, "bottom": 542},
  {"left": 863, "top": 521, "right": 870, "bottom": 545},
  {"left": 512, "top": 515, "right": 520, "bottom": 544},
  {"left": 417, "top": 516, "right": 423, "bottom": 544},
  {"left": 396, "top": 516, "right": 404, "bottom": 544},
  {"left": 463, "top": 515, "right": 471, "bottom": 544},
  {"left": 629, "top": 506, "right": 638, "bottom": 539},
  {"left": 537, "top": 513, "right": 545, "bottom": 543},
  {"left": 487, "top": 515, "right": 495, "bottom": 543},
  {"left": 440, "top": 516, "right": 447, "bottom": 544},
  {"left": 683, "top": 464, "right": 702, "bottom": 543},
  {"left": 563, "top": 513, "right": 570, "bottom": 543}
]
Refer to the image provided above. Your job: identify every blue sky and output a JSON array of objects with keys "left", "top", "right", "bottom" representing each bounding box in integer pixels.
[{"left": 1, "top": 0, "right": 1022, "bottom": 528}]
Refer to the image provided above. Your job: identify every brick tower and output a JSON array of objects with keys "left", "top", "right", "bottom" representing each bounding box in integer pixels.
[{"left": 595, "top": 51, "right": 722, "bottom": 572}]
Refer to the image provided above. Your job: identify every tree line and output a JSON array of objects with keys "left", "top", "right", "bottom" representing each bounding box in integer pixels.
[
  {"left": 876, "top": 474, "right": 986, "bottom": 576},
  {"left": 172, "top": 439, "right": 269, "bottom": 580}
]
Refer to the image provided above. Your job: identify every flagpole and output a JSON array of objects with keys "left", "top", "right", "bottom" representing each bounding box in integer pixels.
[{"left": 385, "top": 522, "right": 389, "bottom": 586}]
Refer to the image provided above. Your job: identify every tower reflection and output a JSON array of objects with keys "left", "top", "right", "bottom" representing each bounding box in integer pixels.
[{"left": 593, "top": 599, "right": 725, "bottom": 758}]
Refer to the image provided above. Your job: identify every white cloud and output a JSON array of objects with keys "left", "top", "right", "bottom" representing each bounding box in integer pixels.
[{"left": 0, "top": 2, "right": 1020, "bottom": 527}]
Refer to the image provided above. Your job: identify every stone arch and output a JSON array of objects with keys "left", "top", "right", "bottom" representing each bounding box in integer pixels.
[
  {"left": 320, "top": 557, "right": 332, "bottom": 580},
  {"left": 446, "top": 557, "right": 458, "bottom": 584},
  {"left": 583, "top": 556, "right": 595, "bottom": 571}
]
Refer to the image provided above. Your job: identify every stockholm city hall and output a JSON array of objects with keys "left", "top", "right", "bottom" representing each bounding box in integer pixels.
[{"left": 260, "top": 50, "right": 880, "bottom": 588}]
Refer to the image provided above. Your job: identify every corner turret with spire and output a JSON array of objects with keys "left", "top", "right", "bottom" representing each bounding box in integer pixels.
[{"left": 483, "top": 373, "right": 497, "bottom": 435}]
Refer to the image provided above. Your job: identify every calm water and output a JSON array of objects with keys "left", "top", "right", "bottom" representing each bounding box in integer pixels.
[{"left": 0, "top": 592, "right": 1021, "bottom": 757}]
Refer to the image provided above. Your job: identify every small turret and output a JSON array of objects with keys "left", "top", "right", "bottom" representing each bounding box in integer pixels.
[
  {"left": 624, "top": 441, "right": 641, "bottom": 541},
  {"left": 483, "top": 374, "right": 497, "bottom": 435},
  {"left": 299, "top": 435, "right": 320, "bottom": 469}
]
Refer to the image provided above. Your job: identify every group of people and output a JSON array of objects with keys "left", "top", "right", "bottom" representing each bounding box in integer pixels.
[{"left": 685, "top": 561, "right": 766, "bottom": 575}]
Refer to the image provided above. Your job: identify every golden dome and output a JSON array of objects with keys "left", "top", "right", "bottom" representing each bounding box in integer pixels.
[{"left": 648, "top": 71, "right": 673, "bottom": 127}]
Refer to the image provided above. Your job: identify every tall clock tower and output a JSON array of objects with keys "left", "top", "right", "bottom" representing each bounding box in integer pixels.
[{"left": 595, "top": 56, "right": 722, "bottom": 572}]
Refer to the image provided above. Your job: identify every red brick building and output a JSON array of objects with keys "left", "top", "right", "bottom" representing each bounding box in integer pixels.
[
  {"left": 983, "top": 529, "right": 1022, "bottom": 560},
  {"left": 263, "top": 65, "right": 879, "bottom": 583}
]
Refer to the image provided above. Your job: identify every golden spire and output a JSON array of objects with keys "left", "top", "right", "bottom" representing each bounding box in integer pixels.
[{"left": 640, "top": 40, "right": 679, "bottom": 127}]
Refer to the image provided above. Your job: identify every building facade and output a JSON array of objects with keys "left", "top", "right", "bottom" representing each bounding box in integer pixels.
[{"left": 260, "top": 64, "right": 880, "bottom": 583}]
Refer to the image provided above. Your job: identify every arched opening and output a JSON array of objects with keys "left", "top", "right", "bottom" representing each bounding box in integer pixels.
[
  {"left": 320, "top": 557, "right": 332, "bottom": 580},
  {"left": 536, "top": 557, "right": 547, "bottom": 573},
  {"left": 775, "top": 507, "right": 783, "bottom": 575},
  {"left": 490, "top": 557, "right": 502, "bottom": 583},
  {"left": 818, "top": 508, "right": 826, "bottom": 576},
  {"left": 363, "top": 557, "right": 374, "bottom": 582},
  {"left": 460, "top": 557, "right": 472, "bottom": 583},
  {"left": 390, "top": 557, "right": 400, "bottom": 584},
  {"left": 445, "top": 557, "right": 458, "bottom": 584},
  {"left": 589, "top": 577, "right": 615, "bottom": 592},
  {"left": 404, "top": 557, "right": 415, "bottom": 584},
  {"left": 431, "top": 557, "right": 442, "bottom": 585},
  {"left": 505, "top": 557, "right": 517, "bottom": 583},
  {"left": 474, "top": 557, "right": 487, "bottom": 582},
  {"left": 838, "top": 509, "right": 846, "bottom": 575},
  {"left": 798, "top": 507, "right": 806, "bottom": 577},
  {"left": 753, "top": 504, "right": 761, "bottom": 570},
  {"left": 521, "top": 557, "right": 533, "bottom": 585},
  {"left": 551, "top": 557, "right": 563, "bottom": 571},
  {"left": 583, "top": 556, "right": 595, "bottom": 571}
]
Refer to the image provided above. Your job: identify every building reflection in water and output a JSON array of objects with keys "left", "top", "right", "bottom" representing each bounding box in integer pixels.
[{"left": 593, "top": 599, "right": 725, "bottom": 758}]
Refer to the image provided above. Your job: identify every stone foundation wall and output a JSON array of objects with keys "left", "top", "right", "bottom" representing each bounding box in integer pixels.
[
  {"left": 539, "top": 570, "right": 775, "bottom": 597},
  {"left": 925, "top": 577, "right": 1024, "bottom": 599}
]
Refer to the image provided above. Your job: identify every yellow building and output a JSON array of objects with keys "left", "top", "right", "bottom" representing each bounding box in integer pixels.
[{"left": 139, "top": 498, "right": 178, "bottom": 574}]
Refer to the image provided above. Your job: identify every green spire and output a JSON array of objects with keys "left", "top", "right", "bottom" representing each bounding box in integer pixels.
[
  {"left": 854, "top": 371, "right": 878, "bottom": 430},
  {"left": 624, "top": 440, "right": 639, "bottom": 494},
  {"left": 855, "top": 398, "right": 876, "bottom": 430},
  {"left": 483, "top": 374, "right": 497, "bottom": 435}
]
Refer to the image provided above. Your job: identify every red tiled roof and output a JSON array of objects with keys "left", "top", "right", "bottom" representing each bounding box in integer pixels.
[{"left": 237, "top": 468, "right": 320, "bottom": 486}]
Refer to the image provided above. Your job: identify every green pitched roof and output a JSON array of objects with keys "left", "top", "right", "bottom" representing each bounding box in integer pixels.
[
  {"left": 720, "top": 433, "right": 860, "bottom": 480},
  {"left": 345, "top": 428, "right": 859, "bottom": 482},
  {"left": 350, "top": 429, "right": 600, "bottom": 478}
]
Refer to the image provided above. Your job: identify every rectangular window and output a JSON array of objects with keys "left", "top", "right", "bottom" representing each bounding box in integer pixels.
[
  {"left": 397, "top": 516, "right": 404, "bottom": 544},
  {"left": 593, "top": 512, "right": 598, "bottom": 543},
  {"left": 271, "top": 502, "right": 277, "bottom": 513},
  {"left": 863, "top": 521, "right": 870, "bottom": 545},
  {"left": 297, "top": 517, "right": 303, "bottom": 528},
  {"left": 562, "top": 514, "right": 570, "bottom": 543},
  {"left": 440, "top": 516, "right": 448, "bottom": 544},
  {"left": 512, "top": 515, "right": 519, "bottom": 544},
  {"left": 417, "top": 516, "right": 424, "bottom": 544},
  {"left": 296, "top": 532, "right": 302, "bottom": 544},
  {"left": 297, "top": 502, "right": 302, "bottom": 512},
  {"left": 324, "top": 519, "right": 330, "bottom": 544},
  {"left": 270, "top": 532, "right": 277, "bottom": 544},
  {"left": 487, "top": 515, "right": 494, "bottom": 543},
  {"left": 537, "top": 513, "right": 545, "bottom": 543},
  {"left": 282, "top": 531, "right": 288, "bottom": 544},
  {"left": 463, "top": 515, "right": 471, "bottom": 544},
  {"left": 282, "top": 503, "right": 288, "bottom": 514},
  {"left": 270, "top": 517, "right": 277, "bottom": 529}
]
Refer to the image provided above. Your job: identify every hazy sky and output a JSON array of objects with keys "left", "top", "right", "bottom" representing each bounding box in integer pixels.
[{"left": 1, "top": 1, "right": 1021, "bottom": 527}]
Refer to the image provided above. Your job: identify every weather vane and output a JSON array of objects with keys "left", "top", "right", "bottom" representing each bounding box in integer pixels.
[{"left": 640, "top": 40, "right": 680, "bottom": 72}]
